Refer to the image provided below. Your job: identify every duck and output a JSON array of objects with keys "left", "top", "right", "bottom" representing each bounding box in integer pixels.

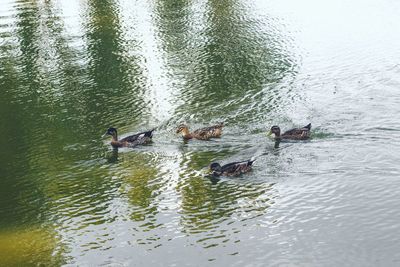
[
  {"left": 102, "top": 127, "right": 154, "bottom": 148},
  {"left": 209, "top": 158, "right": 255, "bottom": 177},
  {"left": 176, "top": 123, "right": 224, "bottom": 140},
  {"left": 267, "top": 123, "right": 311, "bottom": 140}
]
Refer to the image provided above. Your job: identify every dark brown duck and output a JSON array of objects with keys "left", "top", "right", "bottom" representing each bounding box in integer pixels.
[
  {"left": 103, "top": 127, "right": 154, "bottom": 148},
  {"left": 268, "top": 123, "right": 311, "bottom": 140},
  {"left": 209, "top": 158, "right": 255, "bottom": 177}
]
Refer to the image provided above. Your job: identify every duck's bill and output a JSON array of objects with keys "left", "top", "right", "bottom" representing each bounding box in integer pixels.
[
  {"left": 102, "top": 132, "right": 108, "bottom": 138},
  {"left": 267, "top": 130, "right": 272, "bottom": 136}
]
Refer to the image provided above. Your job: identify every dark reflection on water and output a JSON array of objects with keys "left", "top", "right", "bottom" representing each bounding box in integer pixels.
[
  {"left": 105, "top": 149, "right": 119, "bottom": 163},
  {"left": 84, "top": 0, "right": 149, "bottom": 129},
  {"left": 0, "top": 0, "right": 46, "bottom": 230},
  {"left": 1, "top": 0, "right": 400, "bottom": 266},
  {"left": 154, "top": 0, "right": 296, "bottom": 124}
]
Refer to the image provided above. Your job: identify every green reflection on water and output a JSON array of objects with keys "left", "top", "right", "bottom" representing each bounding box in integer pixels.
[
  {"left": 119, "top": 153, "right": 161, "bottom": 224},
  {"left": 84, "top": 0, "right": 149, "bottom": 128},
  {"left": 0, "top": 0, "right": 294, "bottom": 264},
  {"left": 154, "top": 0, "right": 295, "bottom": 123},
  {"left": 0, "top": 227, "right": 67, "bottom": 266}
]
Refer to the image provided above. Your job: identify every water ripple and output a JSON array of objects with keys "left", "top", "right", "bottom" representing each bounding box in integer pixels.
[{"left": 1, "top": 0, "right": 400, "bottom": 266}]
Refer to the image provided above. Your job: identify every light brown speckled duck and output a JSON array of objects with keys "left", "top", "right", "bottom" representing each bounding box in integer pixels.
[{"left": 176, "top": 123, "right": 224, "bottom": 140}]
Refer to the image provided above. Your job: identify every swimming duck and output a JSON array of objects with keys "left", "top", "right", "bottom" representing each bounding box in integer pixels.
[
  {"left": 209, "top": 158, "right": 255, "bottom": 177},
  {"left": 176, "top": 123, "right": 224, "bottom": 140},
  {"left": 267, "top": 123, "right": 311, "bottom": 140},
  {"left": 103, "top": 127, "right": 154, "bottom": 148}
]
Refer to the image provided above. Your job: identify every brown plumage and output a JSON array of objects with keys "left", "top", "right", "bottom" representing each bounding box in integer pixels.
[
  {"left": 209, "top": 158, "right": 255, "bottom": 177},
  {"left": 268, "top": 123, "right": 311, "bottom": 140},
  {"left": 103, "top": 127, "right": 154, "bottom": 148},
  {"left": 176, "top": 123, "right": 224, "bottom": 140}
]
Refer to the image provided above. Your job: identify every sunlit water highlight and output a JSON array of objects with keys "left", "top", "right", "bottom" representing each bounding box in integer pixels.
[{"left": 1, "top": 0, "right": 400, "bottom": 266}]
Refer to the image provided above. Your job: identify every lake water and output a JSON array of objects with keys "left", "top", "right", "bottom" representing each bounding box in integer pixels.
[{"left": 1, "top": 0, "right": 400, "bottom": 266}]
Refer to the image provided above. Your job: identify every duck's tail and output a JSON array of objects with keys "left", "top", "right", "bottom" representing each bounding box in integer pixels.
[
  {"left": 248, "top": 156, "right": 257, "bottom": 165},
  {"left": 146, "top": 128, "right": 156, "bottom": 138},
  {"left": 304, "top": 123, "right": 312, "bottom": 130}
]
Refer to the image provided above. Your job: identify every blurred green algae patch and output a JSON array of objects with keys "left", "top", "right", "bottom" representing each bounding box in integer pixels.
[{"left": 0, "top": 227, "right": 66, "bottom": 267}]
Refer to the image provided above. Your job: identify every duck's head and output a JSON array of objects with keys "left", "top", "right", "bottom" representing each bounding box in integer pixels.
[
  {"left": 267, "top": 125, "right": 280, "bottom": 137},
  {"left": 103, "top": 127, "right": 117, "bottom": 138},
  {"left": 209, "top": 162, "right": 222, "bottom": 173},
  {"left": 176, "top": 124, "right": 189, "bottom": 134}
]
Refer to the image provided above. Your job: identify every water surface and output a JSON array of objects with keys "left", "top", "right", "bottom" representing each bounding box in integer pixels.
[{"left": 1, "top": 0, "right": 400, "bottom": 266}]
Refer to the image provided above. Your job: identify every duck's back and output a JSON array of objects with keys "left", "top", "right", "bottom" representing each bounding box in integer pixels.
[
  {"left": 221, "top": 159, "right": 254, "bottom": 176},
  {"left": 193, "top": 124, "right": 223, "bottom": 140},
  {"left": 282, "top": 123, "right": 311, "bottom": 140},
  {"left": 119, "top": 129, "right": 154, "bottom": 146}
]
